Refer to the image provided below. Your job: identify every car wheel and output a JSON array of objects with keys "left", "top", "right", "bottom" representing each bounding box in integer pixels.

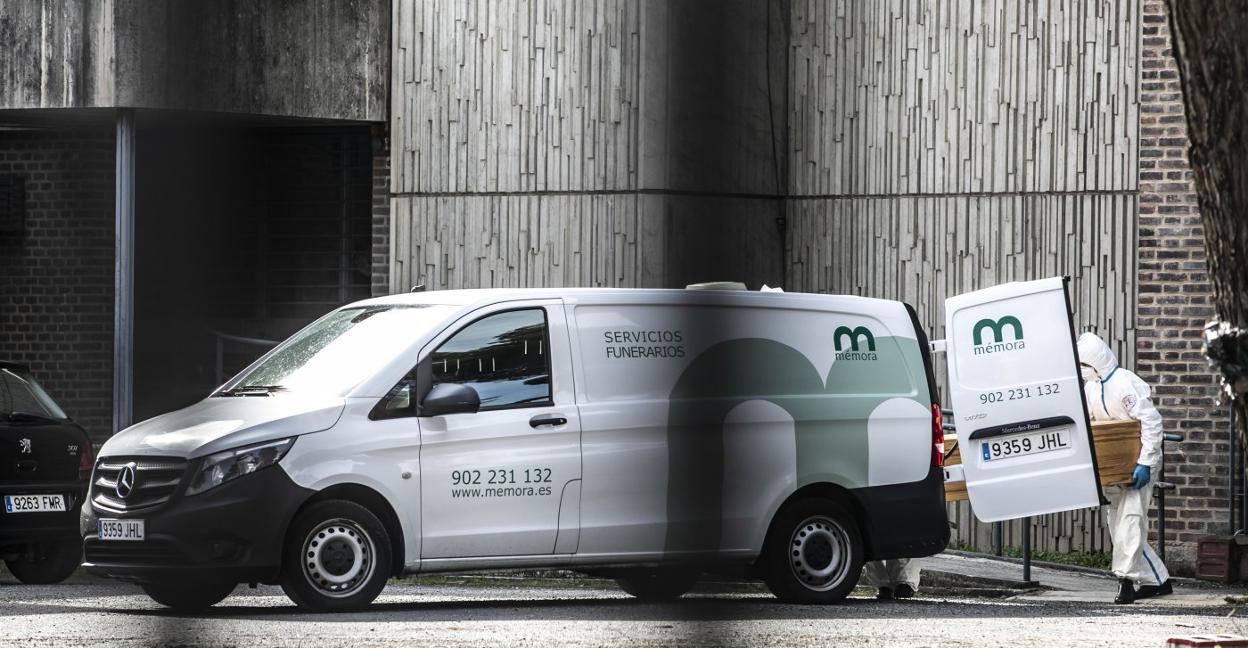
[
  {"left": 5, "top": 540, "right": 82, "bottom": 585},
  {"left": 279, "top": 499, "right": 391, "bottom": 612},
  {"left": 614, "top": 568, "right": 700, "bottom": 601},
  {"left": 140, "top": 581, "right": 236, "bottom": 610},
  {"left": 762, "top": 497, "right": 863, "bottom": 604}
]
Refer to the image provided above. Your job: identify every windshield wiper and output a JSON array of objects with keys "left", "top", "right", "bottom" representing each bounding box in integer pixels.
[
  {"left": 5, "top": 411, "right": 63, "bottom": 424},
  {"left": 216, "top": 385, "right": 287, "bottom": 397}
]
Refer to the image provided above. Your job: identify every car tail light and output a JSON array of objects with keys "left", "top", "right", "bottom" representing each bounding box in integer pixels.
[
  {"left": 79, "top": 443, "right": 95, "bottom": 478},
  {"left": 931, "top": 404, "right": 944, "bottom": 468}
]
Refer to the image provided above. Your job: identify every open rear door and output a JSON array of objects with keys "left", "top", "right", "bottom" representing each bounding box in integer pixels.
[{"left": 945, "top": 277, "right": 1102, "bottom": 522}]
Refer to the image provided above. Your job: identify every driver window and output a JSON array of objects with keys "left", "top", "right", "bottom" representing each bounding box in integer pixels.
[{"left": 430, "top": 309, "right": 552, "bottom": 410}]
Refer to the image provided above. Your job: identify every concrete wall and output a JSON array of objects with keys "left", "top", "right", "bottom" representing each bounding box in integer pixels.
[
  {"left": 0, "top": 0, "right": 117, "bottom": 108},
  {"left": 387, "top": 0, "right": 786, "bottom": 292},
  {"left": 0, "top": 0, "right": 388, "bottom": 121}
]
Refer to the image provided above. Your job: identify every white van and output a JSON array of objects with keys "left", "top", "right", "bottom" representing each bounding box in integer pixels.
[{"left": 81, "top": 278, "right": 1102, "bottom": 611}]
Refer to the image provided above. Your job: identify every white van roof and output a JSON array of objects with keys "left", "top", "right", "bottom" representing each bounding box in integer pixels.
[{"left": 349, "top": 287, "right": 909, "bottom": 315}]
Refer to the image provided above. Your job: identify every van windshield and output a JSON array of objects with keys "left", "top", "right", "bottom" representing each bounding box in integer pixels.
[{"left": 221, "top": 304, "right": 452, "bottom": 397}]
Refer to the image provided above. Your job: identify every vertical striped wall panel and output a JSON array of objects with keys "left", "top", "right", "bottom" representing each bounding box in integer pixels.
[
  {"left": 390, "top": 194, "right": 783, "bottom": 291},
  {"left": 391, "top": 0, "right": 641, "bottom": 194},
  {"left": 784, "top": 0, "right": 1141, "bottom": 555},
  {"left": 390, "top": 194, "right": 654, "bottom": 290},
  {"left": 788, "top": 0, "right": 1139, "bottom": 195},
  {"left": 787, "top": 195, "right": 1139, "bottom": 364}
]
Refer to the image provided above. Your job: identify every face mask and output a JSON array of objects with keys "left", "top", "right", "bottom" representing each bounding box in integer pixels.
[{"left": 1080, "top": 365, "right": 1098, "bottom": 383}]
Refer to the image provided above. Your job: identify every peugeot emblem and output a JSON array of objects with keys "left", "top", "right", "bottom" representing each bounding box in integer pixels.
[{"left": 115, "top": 462, "right": 138, "bottom": 500}]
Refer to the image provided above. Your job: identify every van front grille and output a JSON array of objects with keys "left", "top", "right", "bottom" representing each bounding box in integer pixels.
[
  {"left": 85, "top": 539, "right": 183, "bottom": 565},
  {"left": 92, "top": 457, "right": 187, "bottom": 512}
]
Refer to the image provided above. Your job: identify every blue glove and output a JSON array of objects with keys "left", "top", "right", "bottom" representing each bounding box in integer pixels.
[{"left": 1131, "top": 464, "right": 1151, "bottom": 490}]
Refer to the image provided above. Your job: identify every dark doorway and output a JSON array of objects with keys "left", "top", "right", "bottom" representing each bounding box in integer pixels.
[{"left": 134, "top": 126, "right": 374, "bottom": 421}]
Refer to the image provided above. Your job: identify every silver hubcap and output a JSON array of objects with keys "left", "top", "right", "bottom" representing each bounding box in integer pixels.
[
  {"left": 301, "top": 518, "right": 375, "bottom": 598},
  {"left": 789, "top": 515, "right": 851, "bottom": 591}
]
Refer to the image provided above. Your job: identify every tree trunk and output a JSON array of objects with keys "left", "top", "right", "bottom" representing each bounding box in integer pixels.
[
  {"left": 1168, "top": 3, "right": 1248, "bottom": 484},
  {"left": 1167, "top": 3, "right": 1248, "bottom": 326}
]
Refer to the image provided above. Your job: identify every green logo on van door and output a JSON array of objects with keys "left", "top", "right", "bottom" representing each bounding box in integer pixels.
[
  {"left": 973, "top": 316, "right": 1025, "bottom": 354},
  {"left": 834, "top": 326, "right": 877, "bottom": 361},
  {"left": 661, "top": 333, "right": 927, "bottom": 556}
]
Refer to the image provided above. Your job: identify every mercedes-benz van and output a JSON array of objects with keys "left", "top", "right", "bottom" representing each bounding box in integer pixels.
[{"left": 81, "top": 278, "right": 1102, "bottom": 611}]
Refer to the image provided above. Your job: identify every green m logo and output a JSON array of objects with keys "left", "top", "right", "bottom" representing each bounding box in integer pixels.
[
  {"left": 833, "top": 326, "right": 876, "bottom": 352},
  {"left": 973, "top": 316, "right": 1024, "bottom": 346}
]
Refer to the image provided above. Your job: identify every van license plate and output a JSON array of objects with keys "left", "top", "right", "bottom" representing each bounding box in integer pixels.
[
  {"left": 981, "top": 429, "right": 1071, "bottom": 462},
  {"left": 98, "top": 518, "right": 145, "bottom": 541},
  {"left": 3, "top": 494, "right": 66, "bottom": 513}
]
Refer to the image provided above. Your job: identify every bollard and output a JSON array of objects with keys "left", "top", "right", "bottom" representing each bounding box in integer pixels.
[
  {"left": 1023, "top": 515, "right": 1033, "bottom": 584},
  {"left": 1159, "top": 431, "right": 1184, "bottom": 562}
]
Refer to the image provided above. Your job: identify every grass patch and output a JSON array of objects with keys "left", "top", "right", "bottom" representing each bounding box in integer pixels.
[{"left": 950, "top": 542, "right": 1112, "bottom": 570}]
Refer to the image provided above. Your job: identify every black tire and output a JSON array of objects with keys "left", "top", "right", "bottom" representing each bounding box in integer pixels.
[
  {"left": 5, "top": 540, "right": 82, "bottom": 585},
  {"left": 140, "top": 581, "right": 236, "bottom": 610},
  {"left": 761, "top": 497, "right": 864, "bottom": 604},
  {"left": 614, "top": 568, "right": 700, "bottom": 601},
  {"left": 279, "top": 499, "right": 391, "bottom": 612}
]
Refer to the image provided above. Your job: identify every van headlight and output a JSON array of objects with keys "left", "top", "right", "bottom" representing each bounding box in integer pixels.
[{"left": 186, "top": 438, "right": 295, "bottom": 496}]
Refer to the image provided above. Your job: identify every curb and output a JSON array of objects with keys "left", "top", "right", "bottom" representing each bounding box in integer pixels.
[
  {"left": 940, "top": 550, "right": 1219, "bottom": 590},
  {"left": 920, "top": 568, "right": 1042, "bottom": 591}
]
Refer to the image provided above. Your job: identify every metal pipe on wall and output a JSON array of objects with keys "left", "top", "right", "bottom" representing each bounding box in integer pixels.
[
  {"left": 1232, "top": 404, "right": 1238, "bottom": 535},
  {"left": 112, "top": 109, "right": 136, "bottom": 434}
]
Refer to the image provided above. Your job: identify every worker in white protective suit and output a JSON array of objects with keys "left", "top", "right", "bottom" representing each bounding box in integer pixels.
[
  {"left": 862, "top": 560, "right": 920, "bottom": 600},
  {"left": 1077, "top": 332, "right": 1172, "bottom": 604}
]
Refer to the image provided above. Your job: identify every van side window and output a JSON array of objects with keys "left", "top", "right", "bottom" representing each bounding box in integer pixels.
[{"left": 430, "top": 309, "right": 552, "bottom": 411}]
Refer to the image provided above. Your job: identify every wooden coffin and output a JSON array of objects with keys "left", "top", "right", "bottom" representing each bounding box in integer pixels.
[{"left": 943, "top": 419, "right": 1142, "bottom": 503}]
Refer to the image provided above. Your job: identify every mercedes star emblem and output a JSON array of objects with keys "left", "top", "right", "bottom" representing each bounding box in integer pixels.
[{"left": 115, "top": 462, "right": 138, "bottom": 500}]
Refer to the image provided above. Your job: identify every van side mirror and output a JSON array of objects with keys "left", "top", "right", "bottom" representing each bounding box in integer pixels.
[{"left": 420, "top": 383, "right": 481, "bottom": 416}]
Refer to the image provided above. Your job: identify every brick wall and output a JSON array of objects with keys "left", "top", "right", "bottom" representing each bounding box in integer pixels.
[
  {"left": 371, "top": 128, "right": 390, "bottom": 297},
  {"left": 0, "top": 129, "right": 115, "bottom": 444},
  {"left": 1137, "top": 1, "right": 1226, "bottom": 571}
]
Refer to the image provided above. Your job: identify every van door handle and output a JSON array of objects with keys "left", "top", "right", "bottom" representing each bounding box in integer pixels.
[
  {"left": 529, "top": 415, "right": 567, "bottom": 428},
  {"left": 16, "top": 459, "right": 37, "bottom": 473}
]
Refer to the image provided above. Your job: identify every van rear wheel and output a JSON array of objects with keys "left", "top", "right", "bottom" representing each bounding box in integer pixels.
[
  {"left": 614, "top": 568, "right": 699, "bottom": 601},
  {"left": 279, "top": 499, "right": 391, "bottom": 612},
  {"left": 762, "top": 498, "right": 863, "bottom": 604}
]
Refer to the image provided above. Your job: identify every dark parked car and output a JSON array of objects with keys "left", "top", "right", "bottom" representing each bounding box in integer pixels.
[{"left": 0, "top": 362, "right": 92, "bottom": 584}]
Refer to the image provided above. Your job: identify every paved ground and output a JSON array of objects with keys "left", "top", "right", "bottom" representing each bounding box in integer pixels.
[
  {"left": 3, "top": 565, "right": 1248, "bottom": 648},
  {"left": 921, "top": 552, "right": 1236, "bottom": 606}
]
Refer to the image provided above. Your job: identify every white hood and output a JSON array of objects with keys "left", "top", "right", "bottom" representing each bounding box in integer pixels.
[
  {"left": 1076, "top": 332, "right": 1118, "bottom": 381},
  {"left": 99, "top": 395, "right": 346, "bottom": 459}
]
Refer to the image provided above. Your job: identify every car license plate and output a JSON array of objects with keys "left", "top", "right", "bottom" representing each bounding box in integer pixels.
[
  {"left": 97, "top": 518, "right": 145, "bottom": 541},
  {"left": 3, "top": 494, "right": 66, "bottom": 513},
  {"left": 981, "top": 428, "right": 1071, "bottom": 462}
]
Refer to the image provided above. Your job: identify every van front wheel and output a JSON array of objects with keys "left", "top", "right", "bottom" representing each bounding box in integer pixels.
[
  {"left": 614, "top": 568, "right": 699, "bottom": 601},
  {"left": 279, "top": 499, "right": 392, "bottom": 612},
  {"left": 141, "top": 581, "right": 236, "bottom": 610},
  {"left": 762, "top": 498, "right": 863, "bottom": 604}
]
